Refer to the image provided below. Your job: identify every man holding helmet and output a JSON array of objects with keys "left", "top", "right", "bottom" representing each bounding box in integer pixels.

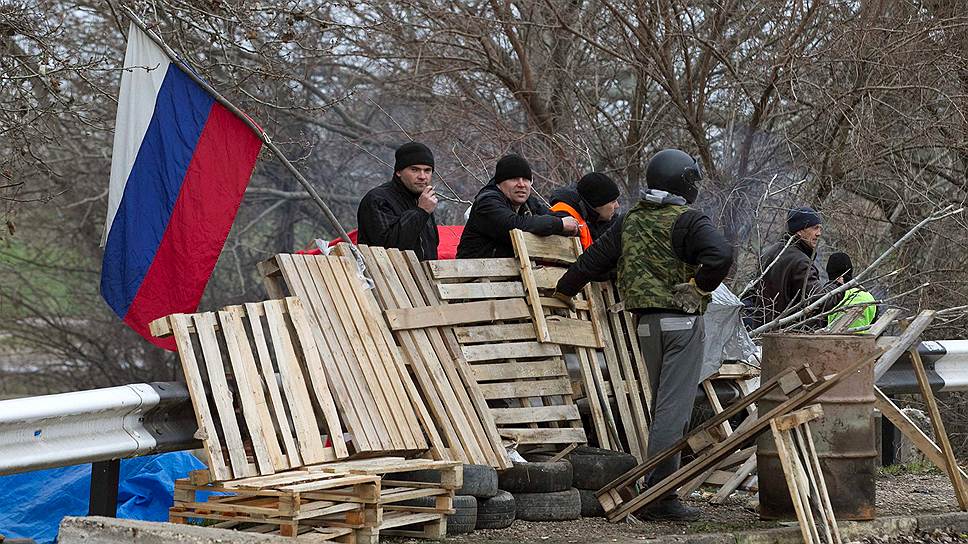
[{"left": 554, "top": 149, "right": 733, "bottom": 521}]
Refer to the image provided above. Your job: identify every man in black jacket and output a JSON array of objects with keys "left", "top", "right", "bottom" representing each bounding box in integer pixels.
[
  {"left": 756, "top": 206, "right": 839, "bottom": 326},
  {"left": 456, "top": 154, "right": 579, "bottom": 259},
  {"left": 357, "top": 142, "right": 439, "bottom": 260},
  {"left": 554, "top": 149, "right": 733, "bottom": 521},
  {"left": 549, "top": 172, "right": 621, "bottom": 249}
]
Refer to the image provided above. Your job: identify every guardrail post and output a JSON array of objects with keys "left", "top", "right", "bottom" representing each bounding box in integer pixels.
[{"left": 88, "top": 459, "right": 120, "bottom": 517}]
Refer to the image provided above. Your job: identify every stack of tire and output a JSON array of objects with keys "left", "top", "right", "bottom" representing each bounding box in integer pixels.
[
  {"left": 565, "top": 446, "right": 638, "bottom": 518},
  {"left": 499, "top": 457, "right": 581, "bottom": 522},
  {"left": 398, "top": 464, "right": 511, "bottom": 534}
]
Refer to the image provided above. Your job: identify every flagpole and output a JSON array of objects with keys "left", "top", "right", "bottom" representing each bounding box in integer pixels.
[{"left": 119, "top": 6, "right": 356, "bottom": 252}]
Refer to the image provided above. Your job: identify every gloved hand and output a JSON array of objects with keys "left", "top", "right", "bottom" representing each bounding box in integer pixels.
[
  {"left": 671, "top": 278, "right": 709, "bottom": 313},
  {"left": 551, "top": 290, "right": 577, "bottom": 311}
]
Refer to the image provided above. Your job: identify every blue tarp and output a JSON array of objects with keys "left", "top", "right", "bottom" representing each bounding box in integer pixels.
[{"left": 0, "top": 451, "right": 205, "bottom": 543}]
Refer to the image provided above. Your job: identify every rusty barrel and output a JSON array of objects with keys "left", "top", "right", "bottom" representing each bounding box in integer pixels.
[{"left": 756, "top": 334, "right": 880, "bottom": 520}]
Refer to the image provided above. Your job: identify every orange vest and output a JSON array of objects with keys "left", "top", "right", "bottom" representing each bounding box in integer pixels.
[{"left": 550, "top": 202, "right": 593, "bottom": 249}]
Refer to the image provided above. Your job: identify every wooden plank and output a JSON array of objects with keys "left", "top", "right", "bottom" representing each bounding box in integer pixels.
[
  {"left": 427, "top": 258, "right": 519, "bottom": 279},
  {"left": 262, "top": 299, "right": 328, "bottom": 465},
  {"left": 285, "top": 297, "right": 349, "bottom": 459},
  {"left": 168, "top": 314, "right": 230, "bottom": 481},
  {"left": 491, "top": 405, "right": 581, "bottom": 425},
  {"left": 334, "top": 256, "right": 425, "bottom": 451},
  {"left": 218, "top": 308, "right": 287, "bottom": 473},
  {"left": 193, "top": 312, "right": 253, "bottom": 478},
  {"left": 462, "top": 341, "right": 562, "bottom": 362},
  {"left": 772, "top": 421, "right": 820, "bottom": 544},
  {"left": 370, "top": 248, "right": 470, "bottom": 455},
  {"left": 709, "top": 452, "right": 757, "bottom": 504},
  {"left": 539, "top": 296, "right": 592, "bottom": 311},
  {"left": 281, "top": 254, "right": 383, "bottom": 451},
  {"left": 478, "top": 377, "right": 574, "bottom": 400},
  {"left": 437, "top": 281, "right": 524, "bottom": 300},
  {"left": 472, "top": 359, "right": 568, "bottom": 382},
  {"left": 703, "top": 379, "right": 734, "bottom": 439},
  {"left": 453, "top": 323, "right": 536, "bottom": 344},
  {"left": 351, "top": 246, "right": 456, "bottom": 461},
  {"left": 515, "top": 231, "right": 579, "bottom": 264},
  {"left": 773, "top": 404, "right": 824, "bottom": 432},
  {"left": 867, "top": 308, "right": 900, "bottom": 337},
  {"left": 797, "top": 424, "right": 843, "bottom": 544},
  {"left": 546, "top": 316, "right": 601, "bottom": 348},
  {"left": 511, "top": 229, "right": 551, "bottom": 342},
  {"left": 242, "top": 303, "right": 301, "bottom": 468},
  {"left": 532, "top": 266, "right": 567, "bottom": 290},
  {"left": 873, "top": 310, "right": 935, "bottom": 380},
  {"left": 400, "top": 250, "right": 512, "bottom": 469},
  {"left": 827, "top": 305, "right": 866, "bottom": 334},
  {"left": 910, "top": 347, "right": 968, "bottom": 510},
  {"left": 385, "top": 299, "right": 532, "bottom": 330},
  {"left": 574, "top": 346, "right": 613, "bottom": 449},
  {"left": 874, "top": 387, "right": 968, "bottom": 486},
  {"left": 313, "top": 256, "right": 408, "bottom": 451},
  {"left": 499, "top": 427, "right": 587, "bottom": 444}
]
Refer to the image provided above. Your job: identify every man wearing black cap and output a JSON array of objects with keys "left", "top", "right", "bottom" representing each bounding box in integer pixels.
[
  {"left": 456, "top": 154, "right": 579, "bottom": 259},
  {"left": 549, "top": 172, "right": 621, "bottom": 249},
  {"left": 825, "top": 252, "right": 877, "bottom": 329},
  {"left": 757, "top": 206, "right": 839, "bottom": 324},
  {"left": 357, "top": 142, "right": 439, "bottom": 260}
]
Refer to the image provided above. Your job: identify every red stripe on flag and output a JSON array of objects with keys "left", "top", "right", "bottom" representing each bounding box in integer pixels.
[{"left": 125, "top": 103, "right": 262, "bottom": 350}]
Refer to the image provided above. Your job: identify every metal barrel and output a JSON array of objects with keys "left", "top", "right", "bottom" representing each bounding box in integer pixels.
[{"left": 756, "top": 334, "right": 880, "bottom": 520}]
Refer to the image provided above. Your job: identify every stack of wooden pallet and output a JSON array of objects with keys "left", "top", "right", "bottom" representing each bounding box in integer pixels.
[
  {"left": 265, "top": 249, "right": 512, "bottom": 469},
  {"left": 152, "top": 293, "right": 461, "bottom": 541},
  {"left": 170, "top": 458, "right": 461, "bottom": 542}
]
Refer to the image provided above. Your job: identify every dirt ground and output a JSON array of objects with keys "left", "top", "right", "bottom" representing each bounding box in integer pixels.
[{"left": 391, "top": 470, "right": 964, "bottom": 544}]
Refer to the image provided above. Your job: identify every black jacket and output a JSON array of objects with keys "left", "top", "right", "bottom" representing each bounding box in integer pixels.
[
  {"left": 357, "top": 177, "right": 438, "bottom": 260},
  {"left": 457, "top": 184, "right": 564, "bottom": 259},
  {"left": 556, "top": 206, "right": 733, "bottom": 296},
  {"left": 756, "top": 236, "right": 839, "bottom": 324},
  {"left": 548, "top": 187, "right": 617, "bottom": 241}
]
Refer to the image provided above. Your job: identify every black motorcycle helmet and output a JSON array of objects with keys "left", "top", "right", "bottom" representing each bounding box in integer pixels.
[{"left": 645, "top": 149, "right": 702, "bottom": 203}]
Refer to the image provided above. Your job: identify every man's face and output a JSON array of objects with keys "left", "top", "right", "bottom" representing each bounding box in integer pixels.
[
  {"left": 594, "top": 200, "right": 620, "bottom": 222},
  {"left": 497, "top": 177, "right": 532, "bottom": 207},
  {"left": 396, "top": 165, "right": 433, "bottom": 194},
  {"left": 797, "top": 224, "right": 823, "bottom": 249}
]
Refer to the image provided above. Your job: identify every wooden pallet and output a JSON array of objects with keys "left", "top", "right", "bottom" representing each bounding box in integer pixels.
[
  {"left": 597, "top": 362, "right": 823, "bottom": 521},
  {"left": 771, "top": 404, "right": 842, "bottom": 544},
  {"left": 170, "top": 470, "right": 381, "bottom": 539},
  {"left": 415, "top": 251, "right": 589, "bottom": 450},
  {"left": 310, "top": 457, "right": 461, "bottom": 541},
  {"left": 593, "top": 281, "right": 654, "bottom": 460},
  {"left": 259, "top": 254, "right": 431, "bottom": 458},
  {"left": 150, "top": 298, "right": 349, "bottom": 482},
  {"left": 332, "top": 244, "right": 512, "bottom": 470}
]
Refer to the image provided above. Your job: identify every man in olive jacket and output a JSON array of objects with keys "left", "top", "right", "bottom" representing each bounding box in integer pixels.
[
  {"left": 554, "top": 149, "right": 733, "bottom": 521},
  {"left": 457, "top": 154, "right": 578, "bottom": 258}
]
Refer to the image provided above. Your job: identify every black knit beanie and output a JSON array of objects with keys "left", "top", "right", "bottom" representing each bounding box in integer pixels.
[
  {"left": 492, "top": 154, "right": 533, "bottom": 184},
  {"left": 394, "top": 142, "right": 434, "bottom": 172},
  {"left": 787, "top": 206, "right": 822, "bottom": 234},
  {"left": 577, "top": 172, "right": 620, "bottom": 207},
  {"left": 826, "top": 252, "right": 853, "bottom": 282}
]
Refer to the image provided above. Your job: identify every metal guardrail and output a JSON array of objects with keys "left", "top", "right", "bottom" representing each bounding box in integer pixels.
[
  {"left": 1, "top": 340, "right": 967, "bottom": 478},
  {"left": 0, "top": 382, "right": 199, "bottom": 477}
]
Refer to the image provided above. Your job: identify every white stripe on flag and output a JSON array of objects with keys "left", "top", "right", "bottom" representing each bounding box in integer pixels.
[{"left": 102, "top": 23, "right": 172, "bottom": 245}]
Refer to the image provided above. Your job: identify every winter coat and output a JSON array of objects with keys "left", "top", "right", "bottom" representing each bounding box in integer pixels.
[
  {"left": 757, "top": 236, "right": 839, "bottom": 324},
  {"left": 556, "top": 191, "right": 733, "bottom": 313},
  {"left": 357, "top": 176, "right": 438, "bottom": 260},
  {"left": 456, "top": 184, "right": 564, "bottom": 259}
]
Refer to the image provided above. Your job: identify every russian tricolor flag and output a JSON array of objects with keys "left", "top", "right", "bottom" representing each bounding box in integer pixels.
[{"left": 101, "top": 24, "right": 262, "bottom": 349}]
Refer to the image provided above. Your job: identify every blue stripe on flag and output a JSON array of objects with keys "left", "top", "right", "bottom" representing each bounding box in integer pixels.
[{"left": 101, "top": 65, "right": 215, "bottom": 318}]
